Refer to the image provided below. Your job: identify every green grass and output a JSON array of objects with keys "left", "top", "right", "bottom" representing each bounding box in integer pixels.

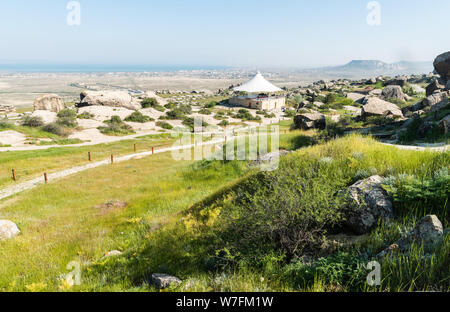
[{"left": 0, "top": 134, "right": 178, "bottom": 188}]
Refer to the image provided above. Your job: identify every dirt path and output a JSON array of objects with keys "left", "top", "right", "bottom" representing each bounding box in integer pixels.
[
  {"left": 0, "top": 137, "right": 227, "bottom": 201},
  {"left": 0, "top": 138, "right": 448, "bottom": 202}
]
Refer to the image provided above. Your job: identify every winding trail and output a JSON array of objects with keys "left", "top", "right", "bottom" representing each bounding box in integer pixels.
[{"left": 0, "top": 138, "right": 448, "bottom": 202}]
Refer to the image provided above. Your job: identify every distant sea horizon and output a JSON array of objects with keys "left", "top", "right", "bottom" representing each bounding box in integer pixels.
[{"left": 0, "top": 64, "right": 230, "bottom": 73}]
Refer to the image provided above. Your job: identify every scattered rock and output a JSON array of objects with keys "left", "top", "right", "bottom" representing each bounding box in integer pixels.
[
  {"left": 151, "top": 273, "right": 182, "bottom": 289},
  {"left": 361, "top": 97, "right": 403, "bottom": 118},
  {"left": 377, "top": 215, "right": 443, "bottom": 258},
  {"left": 422, "top": 91, "right": 447, "bottom": 107},
  {"left": 0, "top": 220, "right": 21, "bottom": 240},
  {"left": 104, "top": 250, "right": 123, "bottom": 257},
  {"left": 31, "top": 110, "right": 57, "bottom": 124},
  {"left": 342, "top": 175, "right": 394, "bottom": 234},
  {"left": 366, "top": 77, "right": 377, "bottom": 85},
  {"left": 33, "top": 94, "right": 64, "bottom": 113},
  {"left": 294, "top": 112, "right": 326, "bottom": 130}
]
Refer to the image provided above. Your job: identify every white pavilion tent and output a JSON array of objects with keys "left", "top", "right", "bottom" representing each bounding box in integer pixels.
[{"left": 233, "top": 72, "right": 282, "bottom": 93}]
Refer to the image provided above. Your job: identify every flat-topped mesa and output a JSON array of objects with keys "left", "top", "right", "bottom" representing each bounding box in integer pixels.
[{"left": 78, "top": 90, "right": 141, "bottom": 110}]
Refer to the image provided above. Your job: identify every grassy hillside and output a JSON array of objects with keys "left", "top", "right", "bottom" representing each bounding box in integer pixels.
[{"left": 1, "top": 134, "right": 448, "bottom": 292}]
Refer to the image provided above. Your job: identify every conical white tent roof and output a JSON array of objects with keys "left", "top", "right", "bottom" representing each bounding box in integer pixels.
[{"left": 234, "top": 72, "right": 282, "bottom": 93}]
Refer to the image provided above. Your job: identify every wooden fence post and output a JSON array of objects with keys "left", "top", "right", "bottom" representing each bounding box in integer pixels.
[
  {"left": 88, "top": 152, "right": 91, "bottom": 161},
  {"left": 44, "top": 173, "right": 48, "bottom": 184},
  {"left": 111, "top": 155, "right": 114, "bottom": 164},
  {"left": 152, "top": 147, "right": 154, "bottom": 155},
  {"left": 12, "top": 169, "right": 16, "bottom": 181},
  {"left": 134, "top": 144, "right": 137, "bottom": 152}
]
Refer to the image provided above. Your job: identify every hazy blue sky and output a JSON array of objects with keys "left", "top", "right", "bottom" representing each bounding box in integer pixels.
[{"left": 1, "top": 0, "right": 449, "bottom": 67}]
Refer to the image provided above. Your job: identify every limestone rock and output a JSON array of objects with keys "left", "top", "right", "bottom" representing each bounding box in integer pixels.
[
  {"left": 0, "top": 220, "right": 20, "bottom": 240},
  {"left": 361, "top": 97, "right": 403, "bottom": 118},
  {"left": 346, "top": 92, "right": 366, "bottom": 103},
  {"left": 342, "top": 175, "right": 394, "bottom": 234},
  {"left": 377, "top": 215, "right": 443, "bottom": 258},
  {"left": 78, "top": 90, "right": 141, "bottom": 110},
  {"left": 294, "top": 112, "right": 326, "bottom": 130},
  {"left": 33, "top": 94, "right": 64, "bottom": 113},
  {"left": 386, "top": 77, "right": 407, "bottom": 87},
  {"left": 151, "top": 273, "right": 182, "bottom": 289}
]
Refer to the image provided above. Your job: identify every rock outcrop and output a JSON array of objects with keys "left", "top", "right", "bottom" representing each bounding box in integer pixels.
[
  {"left": 33, "top": 94, "right": 64, "bottom": 113},
  {"left": 342, "top": 175, "right": 394, "bottom": 234},
  {"left": 151, "top": 273, "right": 182, "bottom": 289},
  {"left": 294, "top": 112, "right": 326, "bottom": 130},
  {"left": 377, "top": 215, "right": 443, "bottom": 258},
  {"left": 0, "top": 220, "right": 20, "bottom": 240},
  {"left": 78, "top": 91, "right": 141, "bottom": 110},
  {"left": 439, "top": 115, "right": 450, "bottom": 134},
  {"left": 361, "top": 97, "right": 403, "bottom": 118}
]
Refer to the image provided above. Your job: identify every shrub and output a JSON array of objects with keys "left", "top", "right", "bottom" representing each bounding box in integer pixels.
[
  {"left": 284, "top": 110, "right": 297, "bottom": 118},
  {"left": 141, "top": 98, "right": 165, "bottom": 111},
  {"left": 235, "top": 109, "right": 261, "bottom": 121},
  {"left": 22, "top": 116, "right": 44, "bottom": 127},
  {"left": 98, "top": 116, "right": 135, "bottom": 136},
  {"left": 218, "top": 120, "right": 229, "bottom": 126},
  {"left": 198, "top": 108, "right": 212, "bottom": 115},
  {"left": 284, "top": 252, "right": 368, "bottom": 291},
  {"left": 42, "top": 123, "right": 70, "bottom": 137},
  {"left": 0, "top": 118, "right": 13, "bottom": 129},
  {"left": 204, "top": 101, "right": 217, "bottom": 109},
  {"left": 77, "top": 112, "right": 94, "bottom": 119},
  {"left": 57, "top": 108, "right": 77, "bottom": 119},
  {"left": 124, "top": 111, "right": 154, "bottom": 123},
  {"left": 57, "top": 117, "right": 78, "bottom": 128},
  {"left": 156, "top": 121, "right": 173, "bottom": 130}
]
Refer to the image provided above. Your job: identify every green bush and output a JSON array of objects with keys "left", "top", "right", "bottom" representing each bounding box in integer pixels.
[
  {"left": 0, "top": 118, "right": 13, "bottom": 129},
  {"left": 124, "top": 111, "right": 154, "bottom": 123},
  {"left": 383, "top": 168, "right": 450, "bottom": 223},
  {"left": 57, "top": 108, "right": 77, "bottom": 119},
  {"left": 204, "top": 101, "right": 217, "bottom": 109},
  {"left": 22, "top": 116, "right": 44, "bottom": 127},
  {"left": 284, "top": 252, "right": 368, "bottom": 291},
  {"left": 218, "top": 120, "right": 229, "bottom": 126},
  {"left": 77, "top": 112, "right": 94, "bottom": 119},
  {"left": 141, "top": 98, "right": 165, "bottom": 111},
  {"left": 198, "top": 108, "right": 212, "bottom": 115},
  {"left": 57, "top": 117, "right": 78, "bottom": 128},
  {"left": 41, "top": 123, "right": 70, "bottom": 137},
  {"left": 235, "top": 109, "right": 261, "bottom": 121},
  {"left": 156, "top": 121, "right": 173, "bottom": 130},
  {"left": 98, "top": 116, "right": 135, "bottom": 136}
]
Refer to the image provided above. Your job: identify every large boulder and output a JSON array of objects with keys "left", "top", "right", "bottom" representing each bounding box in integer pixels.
[
  {"left": 346, "top": 92, "right": 366, "bottom": 103},
  {"left": 377, "top": 215, "right": 443, "bottom": 258},
  {"left": 381, "top": 85, "right": 406, "bottom": 101},
  {"left": 342, "top": 175, "right": 394, "bottom": 234},
  {"left": 361, "top": 97, "right": 403, "bottom": 118},
  {"left": 386, "top": 77, "right": 407, "bottom": 87},
  {"left": 78, "top": 91, "right": 141, "bottom": 110},
  {"left": 433, "top": 51, "right": 450, "bottom": 81},
  {"left": 294, "top": 112, "right": 326, "bottom": 130},
  {"left": 426, "top": 78, "right": 445, "bottom": 96},
  {"left": 0, "top": 220, "right": 20, "bottom": 240},
  {"left": 151, "top": 273, "right": 181, "bottom": 289},
  {"left": 423, "top": 91, "right": 449, "bottom": 112},
  {"left": 33, "top": 94, "right": 64, "bottom": 113}
]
